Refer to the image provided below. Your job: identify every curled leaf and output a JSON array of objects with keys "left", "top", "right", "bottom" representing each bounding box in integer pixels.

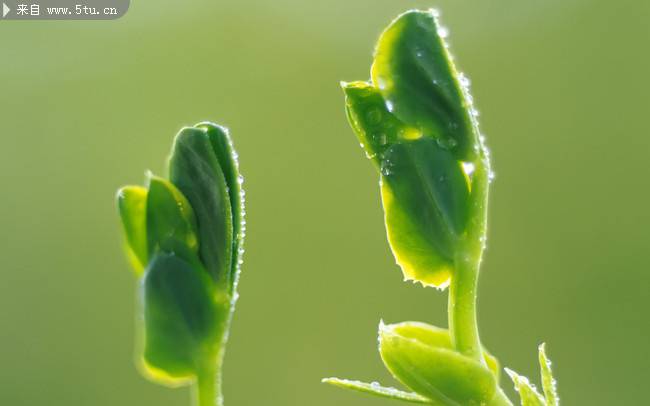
[
  {"left": 197, "top": 122, "right": 245, "bottom": 294},
  {"left": 146, "top": 175, "right": 199, "bottom": 264},
  {"left": 379, "top": 322, "right": 497, "bottom": 405},
  {"left": 169, "top": 126, "right": 233, "bottom": 287},
  {"left": 117, "top": 185, "right": 148, "bottom": 275}
]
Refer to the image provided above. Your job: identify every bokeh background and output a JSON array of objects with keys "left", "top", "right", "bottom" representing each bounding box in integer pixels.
[{"left": 1, "top": 0, "right": 648, "bottom": 404}]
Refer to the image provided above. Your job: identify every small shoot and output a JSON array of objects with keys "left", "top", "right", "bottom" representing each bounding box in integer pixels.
[
  {"left": 325, "top": 8, "right": 561, "bottom": 406},
  {"left": 117, "top": 122, "right": 245, "bottom": 406}
]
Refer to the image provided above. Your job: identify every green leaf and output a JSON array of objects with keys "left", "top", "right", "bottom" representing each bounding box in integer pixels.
[
  {"left": 197, "top": 122, "right": 245, "bottom": 294},
  {"left": 379, "top": 322, "right": 497, "bottom": 405},
  {"left": 341, "top": 10, "right": 484, "bottom": 288},
  {"left": 146, "top": 174, "right": 199, "bottom": 265},
  {"left": 141, "top": 253, "right": 224, "bottom": 385},
  {"left": 505, "top": 369, "right": 545, "bottom": 406},
  {"left": 322, "top": 378, "right": 436, "bottom": 404},
  {"left": 117, "top": 185, "right": 148, "bottom": 275},
  {"left": 371, "top": 10, "right": 477, "bottom": 161},
  {"left": 168, "top": 126, "right": 233, "bottom": 287},
  {"left": 538, "top": 344, "right": 559, "bottom": 406},
  {"left": 342, "top": 81, "right": 420, "bottom": 166},
  {"left": 380, "top": 137, "right": 470, "bottom": 287},
  {"left": 386, "top": 322, "right": 500, "bottom": 382}
]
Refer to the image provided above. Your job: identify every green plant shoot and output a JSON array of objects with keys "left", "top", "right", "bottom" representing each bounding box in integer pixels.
[
  {"left": 323, "top": 9, "right": 560, "bottom": 406},
  {"left": 117, "top": 122, "right": 245, "bottom": 406}
]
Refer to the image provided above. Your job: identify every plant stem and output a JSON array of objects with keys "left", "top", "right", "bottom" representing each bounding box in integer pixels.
[
  {"left": 490, "top": 387, "right": 514, "bottom": 406},
  {"left": 448, "top": 253, "right": 483, "bottom": 362},
  {"left": 193, "top": 353, "right": 224, "bottom": 406},
  {"left": 448, "top": 154, "right": 491, "bottom": 361}
]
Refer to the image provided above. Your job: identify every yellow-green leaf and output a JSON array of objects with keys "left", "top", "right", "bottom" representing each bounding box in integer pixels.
[
  {"left": 379, "top": 322, "right": 497, "bottom": 404},
  {"left": 117, "top": 185, "right": 148, "bottom": 275},
  {"left": 146, "top": 174, "right": 199, "bottom": 264}
]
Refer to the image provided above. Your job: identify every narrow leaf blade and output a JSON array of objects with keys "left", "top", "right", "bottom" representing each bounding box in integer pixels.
[
  {"left": 505, "top": 368, "right": 546, "bottom": 406},
  {"left": 322, "top": 378, "right": 435, "bottom": 404},
  {"left": 117, "top": 185, "right": 148, "bottom": 275},
  {"left": 538, "top": 344, "right": 559, "bottom": 406}
]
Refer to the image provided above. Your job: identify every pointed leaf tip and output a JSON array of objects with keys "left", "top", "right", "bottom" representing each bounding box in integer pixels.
[
  {"left": 117, "top": 185, "right": 148, "bottom": 275},
  {"left": 323, "top": 378, "right": 435, "bottom": 404},
  {"left": 539, "top": 344, "right": 559, "bottom": 406},
  {"left": 505, "top": 368, "right": 545, "bottom": 406}
]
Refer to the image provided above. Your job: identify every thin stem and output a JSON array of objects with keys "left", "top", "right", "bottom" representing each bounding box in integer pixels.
[
  {"left": 448, "top": 254, "right": 483, "bottom": 361},
  {"left": 192, "top": 352, "right": 224, "bottom": 406},
  {"left": 490, "top": 387, "right": 514, "bottom": 406},
  {"left": 448, "top": 155, "right": 490, "bottom": 362}
]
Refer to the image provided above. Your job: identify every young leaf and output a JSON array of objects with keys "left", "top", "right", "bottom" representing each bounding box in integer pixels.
[
  {"left": 538, "top": 344, "right": 558, "bottom": 406},
  {"left": 117, "top": 185, "right": 148, "bottom": 275},
  {"left": 322, "top": 378, "right": 436, "bottom": 404},
  {"left": 341, "top": 9, "right": 482, "bottom": 289},
  {"left": 146, "top": 175, "right": 199, "bottom": 264},
  {"left": 197, "top": 122, "right": 245, "bottom": 295},
  {"left": 371, "top": 10, "right": 477, "bottom": 161},
  {"left": 379, "top": 322, "right": 497, "bottom": 405},
  {"left": 505, "top": 369, "right": 545, "bottom": 406},
  {"left": 387, "top": 321, "right": 501, "bottom": 382},
  {"left": 141, "top": 253, "right": 223, "bottom": 385},
  {"left": 380, "top": 137, "right": 470, "bottom": 287},
  {"left": 169, "top": 126, "right": 233, "bottom": 287},
  {"left": 342, "top": 81, "right": 416, "bottom": 165}
]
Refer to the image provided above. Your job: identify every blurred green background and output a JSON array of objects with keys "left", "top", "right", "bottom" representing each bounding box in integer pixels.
[{"left": 1, "top": 0, "right": 648, "bottom": 404}]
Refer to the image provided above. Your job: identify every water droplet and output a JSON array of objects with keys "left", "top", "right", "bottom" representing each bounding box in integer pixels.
[
  {"left": 488, "top": 170, "right": 496, "bottom": 183},
  {"left": 373, "top": 133, "right": 387, "bottom": 146},
  {"left": 380, "top": 159, "right": 393, "bottom": 176},
  {"left": 237, "top": 175, "right": 244, "bottom": 184},
  {"left": 459, "top": 72, "right": 471, "bottom": 87},
  {"left": 437, "top": 137, "right": 457, "bottom": 150},
  {"left": 385, "top": 100, "right": 394, "bottom": 112},
  {"left": 437, "top": 26, "right": 449, "bottom": 39}
]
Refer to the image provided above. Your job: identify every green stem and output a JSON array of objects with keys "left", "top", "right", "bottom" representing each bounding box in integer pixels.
[
  {"left": 448, "top": 253, "right": 483, "bottom": 361},
  {"left": 490, "top": 387, "right": 514, "bottom": 406},
  {"left": 448, "top": 156, "right": 490, "bottom": 362},
  {"left": 192, "top": 352, "right": 224, "bottom": 406}
]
